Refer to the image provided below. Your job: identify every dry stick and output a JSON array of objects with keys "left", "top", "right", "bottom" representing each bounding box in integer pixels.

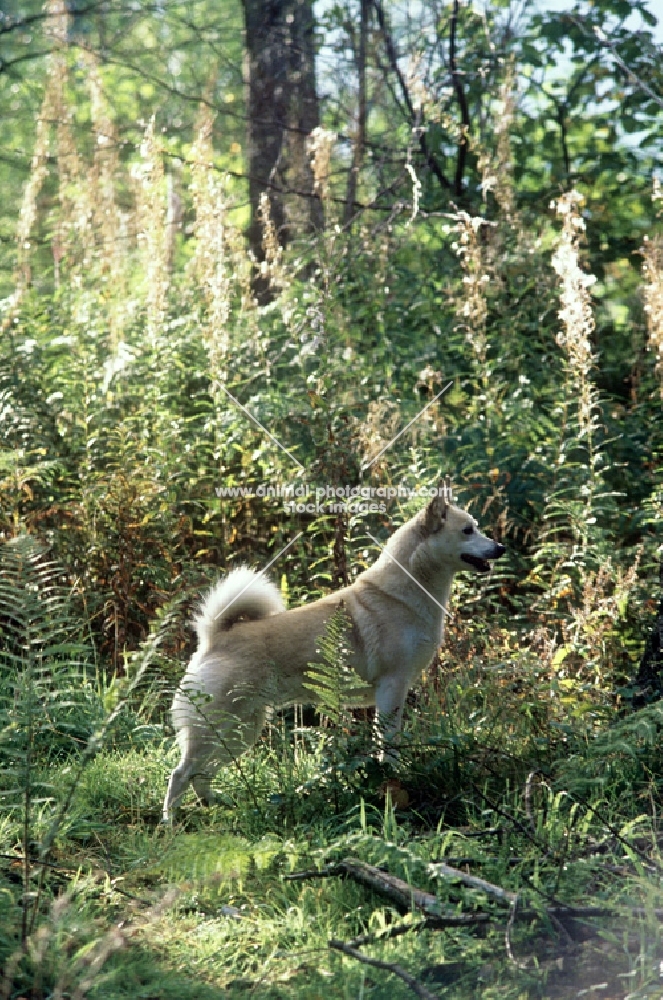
[
  {"left": 329, "top": 938, "right": 439, "bottom": 1000},
  {"left": 287, "top": 860, "right": 610, "bottom": 922},
  {"left": 335, "top": 858, "right": 488, "bottom": 925},
  {"left": 431, "top": 857, "right": 571, "bottom": 949},
  {"left": 288, "top": 861, "right": 486, "bottom": 924},
  {"left": 285, "top": 867, "right": 334, "bottom": 880},
  {"left": 427, "top": 860, "right": 516, "bottom": 904},
  {"left": 505, "top": 894, "right": 528, "bottom": 970}
]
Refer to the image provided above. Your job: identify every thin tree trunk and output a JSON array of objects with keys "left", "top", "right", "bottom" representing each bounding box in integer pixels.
[
  {"left": 372, "top": 0, "right": 451, "bottom": 192},
  {"left": 344, "top": 0, "right": 369, "bottom": 225},
  {"left": 450, "top": 0, "right": 469, "bottom": 197},
  {"left": 242, "top": 0, "right": 323, "bottom": 272}
]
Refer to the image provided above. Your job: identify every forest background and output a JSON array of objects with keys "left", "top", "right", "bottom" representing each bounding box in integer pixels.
[{"left": 1, "top": 0, "right": 663, "bottom": 997}]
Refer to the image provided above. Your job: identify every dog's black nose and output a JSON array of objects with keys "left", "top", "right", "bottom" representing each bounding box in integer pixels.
[{"left": 493, "top": 544, "right": 506, "bottom": 558}]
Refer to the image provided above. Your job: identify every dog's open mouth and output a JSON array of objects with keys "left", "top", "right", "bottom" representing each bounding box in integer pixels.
[{"left": 461, "top": 554, "right": 492, "bottom": 573}]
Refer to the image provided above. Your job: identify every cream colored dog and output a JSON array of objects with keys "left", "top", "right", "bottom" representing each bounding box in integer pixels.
[{"left": 163, "top": 487, "right": 505, "bottom": 820}]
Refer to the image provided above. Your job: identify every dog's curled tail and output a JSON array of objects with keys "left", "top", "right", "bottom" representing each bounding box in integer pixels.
[{"left": 194, "top": 567, "right": 285, "bottom": 656}]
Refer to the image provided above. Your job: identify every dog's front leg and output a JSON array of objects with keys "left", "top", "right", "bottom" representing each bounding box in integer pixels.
[{"left": 374, "top": 675, "right": 408, "bottom": 761}]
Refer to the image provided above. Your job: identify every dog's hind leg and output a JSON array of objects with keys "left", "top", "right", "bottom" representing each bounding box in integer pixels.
[
  {"left": 163, "top": 705, "right": 268, "bottom": 821},
  {"left": 190, "top": 708, "right": 266, "bottom": 807},
  {"left": 163, "top": 742, "right": 200, "bottom": 822},
  {"left": 162, "top": 722, "right": 221, "bottom": 822}
]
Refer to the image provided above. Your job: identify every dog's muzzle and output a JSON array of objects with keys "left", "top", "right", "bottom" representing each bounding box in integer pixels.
[{"left": 461, "top": 543, "right": 506, "bottom": 574}]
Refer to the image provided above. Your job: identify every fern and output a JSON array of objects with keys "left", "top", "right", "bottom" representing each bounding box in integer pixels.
[
  {"left": 0, "top": 535, "right": 186, "bottom": 957},
  {"left": 0, "top": 534, "right": 93, "bottom": 942},
  {"left": 300, "top": 606, "right": 373, "bottom": 812},
  {"left": 303, "top": 604, "right": 369, "bottom": 728}
]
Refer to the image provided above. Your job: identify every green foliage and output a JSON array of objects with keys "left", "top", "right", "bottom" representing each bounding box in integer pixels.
[
  {"left": 0, "top": 0, "right": 662, "bottom": 994},
  {"left": 0, "top": 533, "right": 99, "bottom": 766}
]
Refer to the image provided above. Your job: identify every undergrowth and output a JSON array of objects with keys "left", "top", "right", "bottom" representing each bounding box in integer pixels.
[{"left": 0, "top": 7, "right": 662, "bottom": 997}]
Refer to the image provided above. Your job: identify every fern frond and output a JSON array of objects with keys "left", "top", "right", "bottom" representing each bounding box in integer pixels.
[{"left": 303, "top": 605, "right": 369, "bottom": 726}]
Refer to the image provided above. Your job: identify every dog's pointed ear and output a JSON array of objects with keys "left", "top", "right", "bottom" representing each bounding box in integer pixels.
[{"left": 424, "top": 483, "right": 448, "bottom": 534}]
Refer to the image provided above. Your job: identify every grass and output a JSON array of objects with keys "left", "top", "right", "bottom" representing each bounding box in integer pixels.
[{"left": 4, "top": 657, "right": 663, "bottom": 1000}]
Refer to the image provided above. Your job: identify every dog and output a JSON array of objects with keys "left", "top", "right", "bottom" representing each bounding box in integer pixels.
[{"left": 163, "top": 484, "right": 505, "bottom": 820}]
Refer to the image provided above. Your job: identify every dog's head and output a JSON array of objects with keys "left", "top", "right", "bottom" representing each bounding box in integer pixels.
[{"left": 422, "top": 480, "right": 506, "bottom": 575}]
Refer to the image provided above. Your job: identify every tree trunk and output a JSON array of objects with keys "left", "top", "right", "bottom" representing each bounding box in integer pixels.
[
  {"left": 344, "top": 0, "right": 369, "bottom": 226},
  {"left": 242, "top": 0, "right": 323, "bottom": 270}
]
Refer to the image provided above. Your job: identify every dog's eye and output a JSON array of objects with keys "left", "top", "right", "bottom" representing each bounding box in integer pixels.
[{"left": 462, "top": 526, "right": 474, "bottom": 535}]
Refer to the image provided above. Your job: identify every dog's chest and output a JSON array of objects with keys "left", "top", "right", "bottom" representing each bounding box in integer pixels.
[{"left": 403, "top": 625, "right": 439, "bottom": 671}]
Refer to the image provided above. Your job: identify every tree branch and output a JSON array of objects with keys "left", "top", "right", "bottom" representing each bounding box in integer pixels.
[
  {"left": 329, "top": 858, "right": 490, "bottom": 925},
  {"left": 428, "top": 860, "right": 517, "bottom": 904},
  {"left": 371, "top": 0, "right": 451, "bottom": 192},
  {"left": 586, "top": 20, "right": 663, "bottom": 111}
]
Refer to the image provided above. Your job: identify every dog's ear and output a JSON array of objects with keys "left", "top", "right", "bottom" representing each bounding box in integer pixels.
[{"left": 424, "top": 485, "right": 448, "bottom": 534}]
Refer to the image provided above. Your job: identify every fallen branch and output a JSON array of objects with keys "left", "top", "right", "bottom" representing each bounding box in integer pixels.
[
  {"left": 329, "top": 938, "right": 439, "bottom": 1000},
  {"left": 334, "top": 858, "right": 488, "bottom": 925},
  {"left": 287, "top": 858, "right": 613, "bottom": 926},
  {"left": 428, "top": 861, "right": 516, "bottom": 904}
]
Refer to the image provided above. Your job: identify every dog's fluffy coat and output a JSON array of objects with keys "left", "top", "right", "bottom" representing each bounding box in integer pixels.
[{"left": 163, "top": 491, "right": 505, "bottom": 821}]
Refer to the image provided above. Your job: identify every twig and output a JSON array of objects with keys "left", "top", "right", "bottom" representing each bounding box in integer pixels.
[
  {"left": 441, "top": 856, "right": 524, "bottom": 867},
  {"left": 570, "top": 793, "right": 660, "bottom": 870},
  {"left": 329, "top": 938, "right": 439, "bottom": 1000},
  {"left": 288, "top": 860, "right": 489, "bottom": 925},
  {"left": 346, "top": 918, "right": 430, "bottom": 949},
  {"left": 505, "top": 894, "right": 528, "bottom": 969},
  {"left": 284, "top": 867, "right": 337, "bottom": 881},
  {"left": 428, "top": 860, "right": 516, "bottom": 904}
]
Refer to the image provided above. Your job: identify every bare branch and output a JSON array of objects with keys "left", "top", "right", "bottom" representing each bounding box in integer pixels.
[
  {"left": 371, "top": 0, "right": 451, "bottom": 192},
  {"left": 428, "top": 860, "right": 517, "bottom": 904},
  {"left": 333, "top": 857, "right": 490, "bottom": 925},
  {"left": 586, "top": 20, "right": 663, "bottom": 111},
  {"left": 329, "top": 938, "right": 440, "bottom": 1000}
]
